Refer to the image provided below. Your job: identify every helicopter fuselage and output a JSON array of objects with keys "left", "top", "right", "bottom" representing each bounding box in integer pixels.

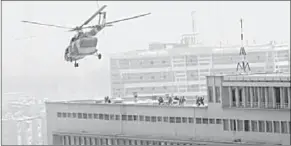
[
  {"left": 64, "top": 37, "right": 98, "bottom": 61},
  {"left": 64, "top": 27, "right": 103, "bottom": 62}
]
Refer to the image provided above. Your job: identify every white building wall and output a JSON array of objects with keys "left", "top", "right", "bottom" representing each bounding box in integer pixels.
[{"left": 46, "top": 101, "right": 290, "bottom": 145}]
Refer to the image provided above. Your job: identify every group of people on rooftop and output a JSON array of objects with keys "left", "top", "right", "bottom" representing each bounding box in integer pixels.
[
  {"left": 157, "top": 95, "right": 186, "bottom": 106},
  {"left": 103, "top": 93, "right": 205, "bottom": 106}
]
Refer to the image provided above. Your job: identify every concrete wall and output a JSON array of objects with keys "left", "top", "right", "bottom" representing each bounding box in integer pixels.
[{"left": 46, "top": 102, "right": 290, "bottom": 145}]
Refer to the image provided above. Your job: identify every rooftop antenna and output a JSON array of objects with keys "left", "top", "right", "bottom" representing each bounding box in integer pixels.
[
  {"left": 191, "top": 11, "right": 198, "bottom": 44},
  {"left": 236, "top": 18, "right": 251, "bottom": 73}
]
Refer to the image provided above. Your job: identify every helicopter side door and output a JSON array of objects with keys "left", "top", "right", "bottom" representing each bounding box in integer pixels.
[{"left": 75, "top": 37, "right": 98, "bottom": 55}]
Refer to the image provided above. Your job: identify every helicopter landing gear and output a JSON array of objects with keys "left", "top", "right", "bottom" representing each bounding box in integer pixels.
[
  {"left": 74, "top": 61, "right": 79, "bottom": 67},
  {"left": 98, "top": 53, "right": 102, "bottom": 60}
]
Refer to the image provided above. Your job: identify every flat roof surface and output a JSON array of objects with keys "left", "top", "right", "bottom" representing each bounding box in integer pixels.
[
  {"left": 46, "top": 98, "right": 208, "bottom": 108},
  {"left": 211, "top": 72, "right": 291, "bottom": 81}
]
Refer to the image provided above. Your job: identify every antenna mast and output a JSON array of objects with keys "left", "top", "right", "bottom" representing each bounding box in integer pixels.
[
  {"left": 236, "top": 18, "right": 251, "bottom": 73},
  {"left": 191, "top": 11, "right": 198, "bottom": 44}
]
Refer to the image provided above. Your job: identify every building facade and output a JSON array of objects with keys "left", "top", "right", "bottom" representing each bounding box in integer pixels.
[
  {"left": 109, "top": 41, "right": 290, "bottom": 99},
  {"left": 46, "top": 72, "right": 290, "bottom": 145}
]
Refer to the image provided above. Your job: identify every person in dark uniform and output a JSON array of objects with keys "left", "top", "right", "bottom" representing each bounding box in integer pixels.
[{"left": 158, "top": 96, "right": 164, "bottom": 105}]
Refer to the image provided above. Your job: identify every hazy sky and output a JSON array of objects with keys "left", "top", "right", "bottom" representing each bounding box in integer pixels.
[{"left": 2, "top": 1, "right": 290, "bottom": 100}]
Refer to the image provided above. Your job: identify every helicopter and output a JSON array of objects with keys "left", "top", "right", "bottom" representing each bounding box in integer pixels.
[{"left": 22, "top": 5, "right": 151, "bottom": 67}]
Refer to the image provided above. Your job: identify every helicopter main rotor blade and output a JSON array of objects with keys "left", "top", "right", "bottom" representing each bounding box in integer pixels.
[
  {"left": 105, "top": 13, "right": 151, "bottom": 25},
  {"left": 79, "top": 5, "right": 107, "bottom": 28},
  {"left": 21, "top": 20, "right": 73, "bottom": 29}
]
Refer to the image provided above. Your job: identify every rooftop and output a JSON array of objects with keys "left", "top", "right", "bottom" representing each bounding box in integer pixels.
[
  {"left": 210, "top": 72, "right": 291, "bottom": 82},
  {"left": 46, "top": 98, "right": 208, "bottom": 108}
]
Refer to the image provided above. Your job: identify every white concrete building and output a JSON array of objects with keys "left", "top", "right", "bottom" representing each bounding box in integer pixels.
[
  {"left": 45, "top": 72, "right": 290, "bottom": 145},
  {"left": 109, "top": 41, "right": 290, "bottom": 99}
]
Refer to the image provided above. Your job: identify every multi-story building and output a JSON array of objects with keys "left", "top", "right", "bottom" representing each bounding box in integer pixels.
[
  {"left": 45, "top": 72, "right": 290, "bottom": 145},
  {"left": 2, "top": 119, "right": 18, "bottom": 145},
  {"left": 2, "top": 116, "right": 46, "bottom": 145},
  {"left": 109, "top": 40, "right": 290, "bottom": 98},
  {"left": 2, "top": 96, "right": 47, "bottom": 145}
]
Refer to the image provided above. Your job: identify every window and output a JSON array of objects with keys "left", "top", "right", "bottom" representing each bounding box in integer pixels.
[
  {"left": 215, "top": 87, "right": 221, "bottom": 103},
  {"left": 163, "top": 117, "right": 169, "bottom": 122},
  {"left": 232, "top": 88, "right": 236, "bottom": 106},
  {"left": 209, "top": 118, "right": 215, "bottom": 124},
  {"left": 115, "top": 115, "right": 120, "bottom": 120},
  {"left": 170, "top": 117, "right": 175, "bottom": 123},
  {"left": 284, "top": 88, "right": 288, "bottom": 106},
  {"left": 110, "top": 114, "right": 114, "bottom": 120},
  {"left": 88, "top": 113, "right": 92, "bottom": 119},
  {"left": 281, "top": 121, "right": 288, "bottom": 134},
  {"left": 258, "top": 120, "right": 265, "bottom": 132},
  {"left": 94, "top": 114, "right": 98, "bottom": 119},
  {"left": 188, "top": 117, "right": 194, "bottom": 123},
  {"left": 151, "top": 116, "right": 157, "bottom": 122},
  {"left": 57, "top": 112, "right": 62, "bottom": 117},
  {"left": 273, "top": 121, "right": 280, "bottom": 133},
  {"left": 238, "top": 88, "right": 243, "bottom": 104},
  {"left": 133, "top": 115, "right": 138, "bottom": 121},
  {"left": 78, "top": 113, "right": 82, "bottom": 119},
  {"left": 145, "top": 116, "right": 150, "bottom": 122},
  {"left": 237, "top": 120, "right": 243, "bottom": 131},
  {"left": 139, "top": 115, "right": 144, "bottom": 121},
  {"left": 244, "top": 120, "right": 250, "bottom": 132},
  {"left": 251, "top": 120, "right": 258, "bottom": 132},
  {"left": 182, "top": 117, "right": 187, "bottom": 123},
  {"left": 62, "top": 113, "right": 67, "bottom": 118},
  {"left": 274, "top": 87, "right": 281, "bottom": 107},
  {"left": 83, "top": 113, "right": 88, "bottom": 119},
  {"left": 122, "top": 115, "right": 127, "bottom": 121},
  {"left": 104, "top": 114, "right": 109, "bottom": 120},
  {"left": 176, "top": 117, "right": 181, "bottom": 123},
  {"left": 99, "top": 114, "right": 104, "bottom": 120},
  {"left": 223, "top": 119, "right": 229, "bottom": 131},
  {"left": 67, "top": 113, "right": 72, "bottom": 118},
  {"left": 157, "top": 116, "right": 162, "bottom": 122},
  {"left": 203, "top": 118, "right": 208, "bottom": 124},
  {"left": 208, "top": 87, "right": 213, "bottom": 102},
  {"left": 230, "top": 119, "right": 237, "bottom": 131},
  {"left": 196, "top": 118, "right": 202, "bottom": 124},
  {"left": 266, "top": 121, "right": 273, "bottom": 133},
  {"left": 216, "top": 119, "right": 222, "bottom": 124},
  {"left": 72, "top": 113, "right": 77, "bottom": 118},
  {"left": 128, "top": 115, "right": 133, "bottom": 121}
]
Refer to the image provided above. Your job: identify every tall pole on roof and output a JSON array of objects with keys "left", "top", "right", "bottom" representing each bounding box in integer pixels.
[
  {"left": 236, "top": 18, "right": 251, "bottom": 73},
  {"left": 191, "top": 11, "right": 198, "bottom": 45}
]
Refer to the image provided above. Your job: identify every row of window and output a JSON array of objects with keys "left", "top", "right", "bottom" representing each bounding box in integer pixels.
[
  {"left": 125, "top": 85, "right": 204, "bottom": 94},
  {"left": 111, "top": 67, "right": 266, "bottom": 84},
  {"left": 223, "top": 119, "right": 290, "bottom": 134},
  {"left": 111, "top": 53, "right": 287, "bottom": 70},
  {"left": 57, "top": 112, "right": 290, "bottom": 135},
  {"left": 55, "top": 135, "right": 194, "bottom": 145},
  {"left": 229, "top": 87, "right": 290, "bottom": 109},
  {"left": 57, "top": 112, "right": 222, "bottom": 125}
]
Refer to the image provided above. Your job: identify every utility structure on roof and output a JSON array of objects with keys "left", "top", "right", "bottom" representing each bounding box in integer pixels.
[{"left": 236, "top": 18, "right": 251, "bottom": 73}]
